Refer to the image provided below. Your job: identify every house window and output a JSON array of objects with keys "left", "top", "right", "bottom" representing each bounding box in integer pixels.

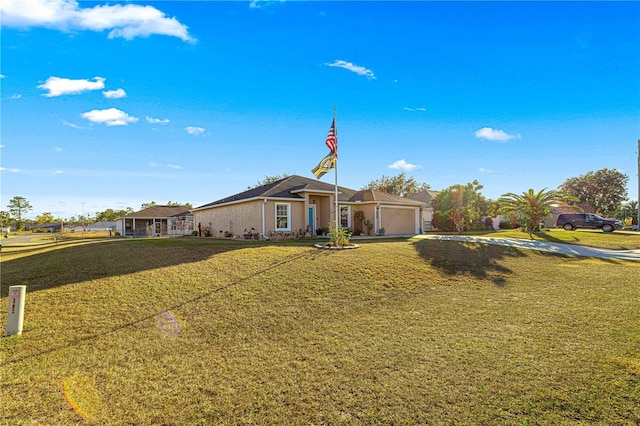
[
  {"left": 275, "top": 203, "right": 291, "bottom": 231},
  {"left": 340, "top": 206, "right": 350, "bottom": 228},
  {"left": 169, "top": 219, "right": 177, "bottom": 231}
]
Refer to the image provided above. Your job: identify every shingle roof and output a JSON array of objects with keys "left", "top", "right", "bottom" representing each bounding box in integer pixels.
[
  {"left": 122, "top": 205, "right": 191, "bottom": 218},
  {"left": 349, "top": 189, "right": 425, "bottom": 205},
  {"left": 86, "top": 221, "right": 117, "bottom": 229},
  {"left": 407, "top": 189, "right": 441, "bottom": 205},
  {"left": 194, "top": 175, "right": 358, "bottom": 209}
]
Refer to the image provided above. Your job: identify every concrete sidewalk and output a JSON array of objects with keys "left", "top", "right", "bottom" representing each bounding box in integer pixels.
[{"left": 413, "top": 234, "right": 640, "bottom": 261}]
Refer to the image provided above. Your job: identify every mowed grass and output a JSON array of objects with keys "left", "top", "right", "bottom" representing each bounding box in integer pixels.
[
  {"left": 1, "top": 237, "right": 639, "bottom": 425},
  {"left": 437, "top": 228, "right": 640, "bottom": 250}
]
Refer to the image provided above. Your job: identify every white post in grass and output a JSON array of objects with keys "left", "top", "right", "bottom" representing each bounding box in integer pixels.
[{"left": 6, "top": 286, "right": 26, "bottom": 336}]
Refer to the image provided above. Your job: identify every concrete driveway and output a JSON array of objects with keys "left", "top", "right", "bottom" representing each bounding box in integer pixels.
[{"left": 413, "top": 234, "right": 640, "bottom": 261}]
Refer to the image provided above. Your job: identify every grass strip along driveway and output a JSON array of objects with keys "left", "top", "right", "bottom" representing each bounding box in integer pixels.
[{"left": 1, "top": 236, "right": 639, "bottom": 424}]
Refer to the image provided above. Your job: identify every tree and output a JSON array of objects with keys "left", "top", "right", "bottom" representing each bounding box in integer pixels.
[
  {"left": 141, "top": 201, "right": 157, "bottom": 210},
  {"left": 498, "top": 188, "right": 570, "bottom": 237},
  {"left": 95, "top": 208, "right": 131, "bottom": 222},
  {"left": 167, "top": 201, "right": 193, "bottom": 208},
  {"left": 558, "top": 168, "right": 629, "bottom": 216},
  {"left": 362, "top": 172, "right": 430, "bottom": 197},
  {"left": 431, "top": 180, "right": 486, "bottom": 233},
  {"left": 615, "top": 200, "right": 638, "bottom": 226},
  {"left": 7, "top": 196, "right": 32, "bottom": 230},
  {"left": 35, "top": 212, "right": 55, "bottom": 224},
  {"left": 0, "top": 210, "right": 10, "bottom": 228},
  {"left": 248, "top": 174, "right": 291, "bottom": 190}
]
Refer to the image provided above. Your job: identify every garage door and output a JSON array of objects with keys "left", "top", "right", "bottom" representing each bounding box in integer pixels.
[{"left": 381, "top": 207, "right": 417, "bottom": 235}]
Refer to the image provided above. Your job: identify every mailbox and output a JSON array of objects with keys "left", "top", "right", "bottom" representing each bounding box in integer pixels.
[{"left": 6, "top": 285, "right": 26, "bottom": 336}]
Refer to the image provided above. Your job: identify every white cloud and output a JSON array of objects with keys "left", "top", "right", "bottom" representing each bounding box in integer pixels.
[
  {"left": 185, "top": 126, "right": 205, "bottom": 135},
  {"left": 474, "top": 127, "right": 521, "bottom": 142},
  {"left": 38, "top": 76, "right": 105, "bottom": 97},
  {"left": 0, "top": 0, "right": 194, "bottom": 42},
  {"left": 167, "top": 164, "right": 183, "bottom": 170},
  {"left": 103, "top": 88, "right": 126, "bottom": 99},
  {"left": 146, "top": 116, "right": 170, "bottom": 124},
  {"left": 81, "top": 108, "right": 138, "bottom": 126},
  {"left": 61, "top": 119, "right": 84, "bottom": 129},
  {"left": 53, "top": 146, "right": 63, "bottom": 152},
  {"left": 403, "top": 107, "right": 414, "bottom": 112},
  {"left": 249, "top": 0, "right": 284, "bottom": 9},
  {"left": 0, "top": 74, "right": 5, "bottom": 79},
  {"left": 479, "top": 167, "right": 494, "bottom": 174},
  {"left": 388, "top": 159, "right": 420, "bottom": 172},
  {"left": 403, "top": 107, "right": 426, "bottom": 112},
  {"left": 324, "top": 60, "right": 376, "bottom": 79},
  {"left": 148, "top": 162, "right": 160, "bottom": 168},
  {"left": 10, "top": 93, "right": 22, "bottom": 99},
  {"left": 0, "top": 167, "right": 21, "bottom": 173},
  {"left": 55, "top": 169, "right": 64, "bottom": 174}
]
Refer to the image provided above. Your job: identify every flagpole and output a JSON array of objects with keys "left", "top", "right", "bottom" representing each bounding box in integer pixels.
[{"left": 333, "top": 104, "right": 339, "bottom": 234}]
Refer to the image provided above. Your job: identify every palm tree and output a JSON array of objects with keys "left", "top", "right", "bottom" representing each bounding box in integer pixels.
[{"left": 498, "top": 188, "right": 568, "bottom": 237}]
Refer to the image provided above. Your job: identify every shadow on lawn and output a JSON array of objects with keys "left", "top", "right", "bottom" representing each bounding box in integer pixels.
[
  {"left": 412, "top": 239, "right": 527, "bottom": 286},
  {"left": 1, "top": 238, "right": 332, "bottom": 366},
  {"left": 0, "top": 237, "right": 331, "bottom": 297}
]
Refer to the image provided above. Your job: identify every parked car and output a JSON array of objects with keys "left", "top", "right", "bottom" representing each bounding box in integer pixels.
[{"left": 556, "top": 213, "right": 624, "bottom": 232}]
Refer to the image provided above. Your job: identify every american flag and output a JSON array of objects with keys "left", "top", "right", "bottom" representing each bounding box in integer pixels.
[{"left": 325, "top": 119, "right": 337, "bottom": 156}]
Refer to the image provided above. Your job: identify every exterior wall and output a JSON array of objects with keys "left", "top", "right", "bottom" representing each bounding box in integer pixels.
[
  {"left": 380, "top": 206, "right": 419, "bottom": 235},
  {"left": 422, "top": 208, "right": 435, "bottom": 232},
  {"left": 308, "top": 195, "right": 333, "bottom": 231},
  {"left": 195, "top": 200, "right": 263, "bottom": 238},
  {"left": 349, "top": 204, "right": 377, "bottom": 235}
]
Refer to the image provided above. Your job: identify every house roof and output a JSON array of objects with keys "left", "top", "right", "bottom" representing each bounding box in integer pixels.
[
  {"left": 349, "top": 189, "right": 425, "bottom": 205},
  {"left": 122, "top": 205, "right": 192, "bottom": 219},
  {"left": 86, "top": 221, "right": 117, "bottom": 229},
  {"left": 407, "top": 189, "right": 441, "bottom": 205},
  {"left": 194, "top": 175, "right": 359, "bottom": 210}
]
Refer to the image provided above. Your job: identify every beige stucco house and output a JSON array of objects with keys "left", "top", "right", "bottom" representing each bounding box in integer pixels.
[{"left": 192, "top": 175, "right": 425, "bottom": 239}]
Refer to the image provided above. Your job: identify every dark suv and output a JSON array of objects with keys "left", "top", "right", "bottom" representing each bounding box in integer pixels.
[{"left": 556, "top": 213, "right": 624, "bottom": 232}]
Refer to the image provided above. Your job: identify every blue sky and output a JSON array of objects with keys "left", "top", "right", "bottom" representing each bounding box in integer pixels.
[{"left": 1, "top": 0, "right": 639, "bottom": 220}]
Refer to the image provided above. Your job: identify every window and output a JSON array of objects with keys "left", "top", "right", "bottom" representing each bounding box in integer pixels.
[
  {"left": 340, "top": 206, "right": 350, "bottom": 228},
  {"left": 275, "top": 203, "right": 290, "bottom": 231}
]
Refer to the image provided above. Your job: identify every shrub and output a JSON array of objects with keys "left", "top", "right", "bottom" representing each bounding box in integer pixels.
[{"left": 327, "top": 221, "right": 351, "bottom": 247}]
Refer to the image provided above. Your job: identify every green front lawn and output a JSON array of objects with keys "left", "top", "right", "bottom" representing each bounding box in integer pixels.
[{"left": 1, "top": 238, "right": 639, "bottom": 424}]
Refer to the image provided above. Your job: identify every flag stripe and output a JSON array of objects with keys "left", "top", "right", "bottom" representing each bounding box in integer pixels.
[{"left": 325, "top": 119, "right": 337, "bottom": 156}]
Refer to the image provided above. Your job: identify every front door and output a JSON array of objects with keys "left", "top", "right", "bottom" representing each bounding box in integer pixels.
[
  {"left": 308, "top": 206, "right": 316, "bottom": 235},
  {"left": 155, "top": 221, "right": 162, "bottom": 235}
]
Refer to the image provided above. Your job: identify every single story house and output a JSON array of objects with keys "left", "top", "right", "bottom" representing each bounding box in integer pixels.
[
  {"left": 29, "top": 223, "right": 62, "bottom": 233},
  {"left": 86, "top": 221, "right": 117, "bottom": 234},
  {"left": 116, "top": 205, "right": 194, "bottom": 238},
  {"left": 192, "top": 175, "right": 425, "bottom": 239}
]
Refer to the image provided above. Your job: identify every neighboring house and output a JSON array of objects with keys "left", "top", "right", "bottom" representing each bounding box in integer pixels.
[
  {"left": 192, "top": 175, "right": 424, "bottom": 238},
  {"left": 29, "top": 223, "right": 62, "bottom": 233},
  {"left": 408, "top": 189, "right": 441, "bottom": 231},
  {"left": 116, "top": 206, "right": 194, "bottom": 238},
  {"left": 86, "top": 221, "right": 117, "bottom": 234}
]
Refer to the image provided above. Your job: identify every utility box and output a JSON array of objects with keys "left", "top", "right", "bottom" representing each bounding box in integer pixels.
[{"left": 6, "top": 285, "right": 26, "bottom": 336}]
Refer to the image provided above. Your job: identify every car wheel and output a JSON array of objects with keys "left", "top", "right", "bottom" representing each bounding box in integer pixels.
[
  {"left": 602, "top": 224, "right": 614, "bottom": 233},
  {"left": 563, "top": 223, "right": 574, "bottom": 231}
]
